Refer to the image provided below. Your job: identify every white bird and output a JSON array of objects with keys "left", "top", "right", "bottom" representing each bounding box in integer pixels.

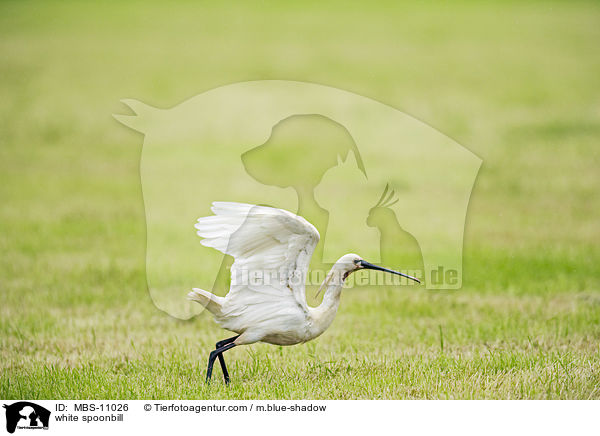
[{"left": 188, "top": 202, "right": 420, "bottom": 383}]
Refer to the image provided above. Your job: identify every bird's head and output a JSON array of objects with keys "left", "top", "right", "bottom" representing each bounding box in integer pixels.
[
  {"left": 316, "top": 253, "right": 420, "bottom": 297},
  {"left": 335, "top": 253, "right": 365, "bottom": 280},
  {"left": 339, "top": 253, "right": 420, "bottom": 282}
]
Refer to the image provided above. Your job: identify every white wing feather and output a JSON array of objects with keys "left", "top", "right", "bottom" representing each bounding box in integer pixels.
[{"left": 194, "top": 202, "right": 319, "bottom": 334}]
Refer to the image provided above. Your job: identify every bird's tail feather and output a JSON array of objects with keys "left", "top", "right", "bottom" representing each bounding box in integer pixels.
[{"left": 187, "top": 288, "right": 224, "bottom": 316}]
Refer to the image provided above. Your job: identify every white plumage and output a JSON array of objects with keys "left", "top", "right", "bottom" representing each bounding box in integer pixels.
[
  {"left": 190, "top": 201, "right": 320, "bottom": 345},
  {"left": 188, "top": 201, "right": 420, "bottom": 383}
]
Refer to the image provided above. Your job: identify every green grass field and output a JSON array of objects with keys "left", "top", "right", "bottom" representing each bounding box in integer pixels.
[{"left": 1, "top": 1, "right": 599, "bottom": 399}]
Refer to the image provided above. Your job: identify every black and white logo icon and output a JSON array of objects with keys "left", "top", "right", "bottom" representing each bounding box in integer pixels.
[{"left": 3, "top": 402, "right": 50, "bottom": 434}]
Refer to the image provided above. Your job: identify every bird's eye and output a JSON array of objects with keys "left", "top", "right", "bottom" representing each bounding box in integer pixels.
[{"left": 353, "top": 259, "right": 360, "bottom": 264}]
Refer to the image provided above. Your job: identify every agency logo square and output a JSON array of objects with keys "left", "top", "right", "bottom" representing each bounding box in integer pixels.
[{"left": 3, "top": 402, "right": 50, "bottom": 434}]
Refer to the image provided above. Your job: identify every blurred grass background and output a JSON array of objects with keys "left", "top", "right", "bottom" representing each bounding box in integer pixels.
[{"left": 1, "top": 0, "right": 599, "bottom": 399}]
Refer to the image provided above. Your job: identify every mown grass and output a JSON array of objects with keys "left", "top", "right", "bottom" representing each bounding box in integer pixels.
[
  {"left": 1, "top": 0, "right": 599, "bottom": 399},
  {"left": 3, "top": 287, "right": 599, "bottom": 399}
]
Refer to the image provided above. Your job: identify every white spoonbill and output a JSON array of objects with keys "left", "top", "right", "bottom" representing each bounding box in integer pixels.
[{"left": 188, "top": 202, "right": 420, "bottom": 383}]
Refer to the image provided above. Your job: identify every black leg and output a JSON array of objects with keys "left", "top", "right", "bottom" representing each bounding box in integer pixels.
[
  {"left": 218, "top": 353, "right": 230, "bottom": 384},
  {"left": 216, "top": 335, "right": 239, "bottom": 349},
  {"left": 215, "top": 335, "right": 239, "bottom": 384},
  {"left": 206, "top": 342, "right": 236, "bottom": 384}
]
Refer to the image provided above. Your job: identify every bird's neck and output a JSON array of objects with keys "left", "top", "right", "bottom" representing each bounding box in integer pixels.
[
  {"left": 309, "top": 267, "right": 346, "bottom": 336},
  {"left": 318, "top": 281, "right": 344, "bottom": 313}
]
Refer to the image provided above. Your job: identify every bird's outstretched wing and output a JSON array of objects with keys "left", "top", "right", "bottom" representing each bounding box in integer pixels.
[{"left": 195, "top": 202, "right": 320, "bottom": 317}]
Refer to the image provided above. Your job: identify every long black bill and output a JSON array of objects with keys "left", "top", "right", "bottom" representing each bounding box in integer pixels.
[{"left": 359, "top": 260, "right": 421, "bottom": 284}]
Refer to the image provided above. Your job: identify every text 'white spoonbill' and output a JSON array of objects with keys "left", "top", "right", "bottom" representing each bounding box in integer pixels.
[{"left": 188, "top": 202, "right": 420, "bottom": 383}]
